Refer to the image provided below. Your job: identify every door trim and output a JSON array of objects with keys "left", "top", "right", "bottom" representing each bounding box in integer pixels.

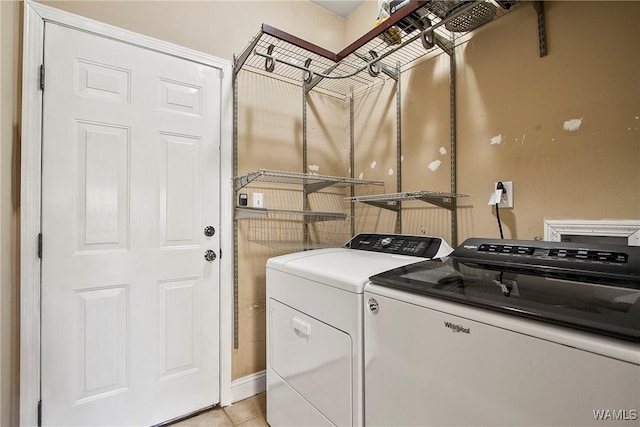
[{"left": 20, "top": 1, "right": 234, "bottom": 424}]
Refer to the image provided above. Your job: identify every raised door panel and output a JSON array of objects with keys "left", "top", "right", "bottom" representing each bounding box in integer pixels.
[
  {"left": 76, "top": 121, "right": 130, "bottom": 251},
  {"left": 157, "top": 279, "right": 201, "bottom": 380},
  {"left": 158, "top": 133, "right": 201, "bottom": 247},
  {"left": 73, "top": 286, "right": 129, "bottom": 404}
]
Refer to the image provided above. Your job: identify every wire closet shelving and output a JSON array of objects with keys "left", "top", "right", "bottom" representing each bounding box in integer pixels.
[
  {"left": 231, "top": 0, "right": 547, "bottom": 347},
  {"left": 234, "top": 0, "right": 545, "bottom": 98},
  {"left": 233, "top": 0, "right": 546, "bottom": 239}
]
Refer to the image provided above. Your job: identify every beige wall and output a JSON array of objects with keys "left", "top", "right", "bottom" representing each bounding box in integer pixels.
[
  {"left": 351, "top": 1, "right": 640, "bottom": 244},
  {"left": 1, "top": 0, "right": 639, "bottom": 421},
  {"left": 44, "top": 0, "right": 348, "bottom": 59},
  {"left": 345, "top": 0, "right": 378, "bottom": 45},
  {"left": 454, "top": 1, "right": 639, "bottom": 240}
]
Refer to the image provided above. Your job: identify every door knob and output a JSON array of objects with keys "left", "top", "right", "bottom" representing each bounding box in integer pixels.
[
  {"left": 204, "top": 226, "right": 215, "bottom": 237},
  {"left": 204, "top": 250, "right": 217, "bottom": 262}
]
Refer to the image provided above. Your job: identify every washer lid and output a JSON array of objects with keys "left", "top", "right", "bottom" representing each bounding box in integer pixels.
[
  {"left": 370, "top": 257, "right": 640, "bottom": 342},
  {"left": 267, "top": 248, "right": 427, "bottom": 293}
]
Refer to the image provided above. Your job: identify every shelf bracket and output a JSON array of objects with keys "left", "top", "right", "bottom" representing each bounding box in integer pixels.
[
  {"left": 360, "top": 200, "right": 401, "bottom": 212},
  {"left": 415, "top": 196, "right": 455, "bottom": 211},
  {"left": 435, "top": 33, "right": 455, "bottom": 57},
  {"left": 234, "top": 29, "right": 264, "bottom": 75},
  {"left": 531, "top": 1, "right": 547, "bottom": 57},
  {"left": 234, "top": 170, "right": 262, "bottom": 191},
  {"left": 304, "top": 181, "right": 336, "bottom": 194}
]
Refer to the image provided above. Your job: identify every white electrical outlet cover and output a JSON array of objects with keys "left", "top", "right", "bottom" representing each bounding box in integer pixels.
[
  {"left": 253, "top": 192, "right": 264, "bottom": 208},
  {"left": 494, "top": 181, "right": 513, "bottom": 208}
]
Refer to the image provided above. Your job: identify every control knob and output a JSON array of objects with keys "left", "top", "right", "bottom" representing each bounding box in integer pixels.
[{"left": 368, "top": 298, "right": 379, "bottom": 314}]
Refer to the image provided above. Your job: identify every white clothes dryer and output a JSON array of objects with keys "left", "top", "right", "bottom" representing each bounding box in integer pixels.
[{"left": 265, "top": 233, "right": 453, "bottom": 427}]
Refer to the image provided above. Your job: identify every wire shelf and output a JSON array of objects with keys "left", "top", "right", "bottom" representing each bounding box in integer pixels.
[
  {"left": 243, "top": 209, "right": 352, "bottom": 250},
  {"left": 234, "top": 169, "right": 385, "bottom": 191},
  {"left": 346, "top": 190, "right": 469, "bottom": 211},
  {"left": 235, "top": 207, "right": 347, "bottom": 221},
  {"left": 347, "top": 190, "right": 469, "bottom": 201},
  {"left": 235, "top": 0, "right": 524, "bottom": 97}
]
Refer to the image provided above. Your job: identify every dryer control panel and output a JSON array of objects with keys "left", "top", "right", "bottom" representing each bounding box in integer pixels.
[{"left": 345, "top": 233, "right": 448, "bottom": 258}]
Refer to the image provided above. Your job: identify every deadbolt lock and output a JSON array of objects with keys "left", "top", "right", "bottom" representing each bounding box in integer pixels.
[{"left": 204, "top": 226, "right": 215, "bottom": 237}]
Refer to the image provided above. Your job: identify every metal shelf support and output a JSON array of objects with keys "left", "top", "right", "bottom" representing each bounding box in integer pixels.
[
  {"left": 395, "top": 61, "right": 402, "bottom": 234},
  {"left": 359, "top": 200, "right": 401, "bottom": 212},
  {"left": 350, "top": 88, "right": 355, "bottom": 236},
  {"left": 449, "top": 37, "right": 459, "bottom": 246},
  {"left": 532, "top": 1, "right": 548, "bottom": 57}
]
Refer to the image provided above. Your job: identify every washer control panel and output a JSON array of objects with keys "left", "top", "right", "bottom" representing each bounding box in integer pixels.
[
  {"left": 454, "top": 237, "right": 640, "bottom": 277},
  {"left": 346, "top": 233, "right": 445, "bottom": 258}
]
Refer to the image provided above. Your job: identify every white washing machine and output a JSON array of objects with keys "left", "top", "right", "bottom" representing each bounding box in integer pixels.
[
  {"left": 365, "top": 238, "right": 640, "bottom": 426},
  {"left": 265, "top": 233, "right": 453, "bottom": 427}
]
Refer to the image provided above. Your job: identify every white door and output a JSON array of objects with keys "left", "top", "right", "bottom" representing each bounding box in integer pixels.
[{"left": 41, "top": 22, "right": 221, "bottom": 426}]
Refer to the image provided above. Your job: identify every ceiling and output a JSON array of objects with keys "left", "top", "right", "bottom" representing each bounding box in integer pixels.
[{"left": 308, "top": 0, "right": 366, "bottom": 18}]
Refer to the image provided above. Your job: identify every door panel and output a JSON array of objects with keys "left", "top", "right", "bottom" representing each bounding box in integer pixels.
[
  {"left": 159, "top": 133, "right": 201, "bottom": 246},
  {"left": 73, "top": 286, "right": 129, "bottom": 403},
  {"left": 76, "top": 121, "right": 130, "bottom": 250},
  {"left": 41, "top": 22, "right": 221, "bottom": 426},
  {"left": 157, "top": 278, "right": 201, "bottom": 379}
]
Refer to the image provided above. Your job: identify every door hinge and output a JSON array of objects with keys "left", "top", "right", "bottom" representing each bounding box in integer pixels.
[
  {"left": 37, "top": 233, "right": 42, "bottom": 259},
  {"left": 220, "top": 248, "right": 222, "bottom": 260},
  {"left": 37, "top": 400, "right": 42, "bottom": 426},
  {"left": 39, "top": 65, "right": 45, "bottom": 90}
]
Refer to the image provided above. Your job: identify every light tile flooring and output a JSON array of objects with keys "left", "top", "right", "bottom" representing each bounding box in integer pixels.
[{"left": 171, "top": 393, "right": 268, "bottom": 427}]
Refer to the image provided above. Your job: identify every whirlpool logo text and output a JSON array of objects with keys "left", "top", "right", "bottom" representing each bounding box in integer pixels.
[{"left": 444, "top": 321, "right": 470, "bottom": 334}]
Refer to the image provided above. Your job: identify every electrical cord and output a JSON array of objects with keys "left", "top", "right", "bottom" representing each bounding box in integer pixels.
[
  {"left": 495, "top": 202, "right": 504, "bottom": 239},
  {"left": 495, "top": 181, "right": 505, "bottom": 239}
]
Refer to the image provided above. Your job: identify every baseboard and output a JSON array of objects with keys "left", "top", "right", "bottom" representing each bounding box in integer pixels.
[{"left": 230, "top": 370, "right": 266, "bottom": 404}]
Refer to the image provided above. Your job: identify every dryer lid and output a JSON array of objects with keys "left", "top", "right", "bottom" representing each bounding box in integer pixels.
[
  {"left": 266, "top": 234, "right": 453, "bottom": 293},
  {"left": 267, "top": 248, "right": 429, "bottom": 293}
]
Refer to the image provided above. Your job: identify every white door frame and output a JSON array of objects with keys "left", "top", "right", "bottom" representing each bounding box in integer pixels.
[{"left": 20, "top": 1, "right": 234, "bottom": 424}]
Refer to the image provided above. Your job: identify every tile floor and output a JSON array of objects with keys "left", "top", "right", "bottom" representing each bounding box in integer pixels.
[{"left": 171, "top": 393, "right": 268, "bottom": 427}]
